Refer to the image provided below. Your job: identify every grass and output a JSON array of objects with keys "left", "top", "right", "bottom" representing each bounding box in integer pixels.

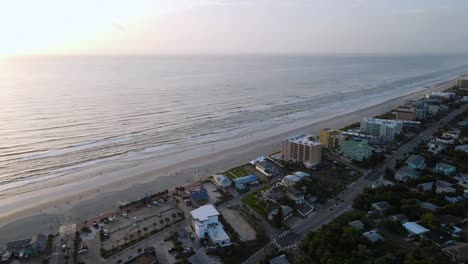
[
  {"left": 226, "top": 165, "right": 250, "bottom": 179},
  {"left": 241, "top": 188, "right": 269, "bottom": 219}
]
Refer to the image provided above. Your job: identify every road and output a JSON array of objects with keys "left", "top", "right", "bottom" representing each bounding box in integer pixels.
[{"left": 243, "top": 103, "right": 467, "bottom": 264}]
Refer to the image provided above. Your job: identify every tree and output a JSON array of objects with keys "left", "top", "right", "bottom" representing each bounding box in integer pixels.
[
  {"left": 143, "top": 227, "right": 148, "bottom": 237},
  {"left": 172, "top": 213, "right": 177, "bottom": 223},
  {"left": 160, "top": 219, "right": 164, "bottom": 227},
  {"left": 137, "top": 229, "right": 142, "bottom": 239},
  {"left": 153, "top": 222, "right": 157, "bottom": 232},
  {"left": 137, "top": 248, "right": 142, "bottom": 254},
  {"left": 421, "top": 212, "right": 435, "bottom": 229},
  {"left": 165, "top": 217, "right": 170, "bottom": 226}
]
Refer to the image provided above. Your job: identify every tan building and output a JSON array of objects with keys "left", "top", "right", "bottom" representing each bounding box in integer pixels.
[
  {"left": 319, "top": 128, "right": 344, "bottom": 148},
  {"left": 394, "top": 106, "right": 416, "bottom": 120},
  {"left": 457, "top": 77, "right": 468, "bottom": 88},
  {"left": 282, "top": 134, "right": 322, "bottom": 167}
]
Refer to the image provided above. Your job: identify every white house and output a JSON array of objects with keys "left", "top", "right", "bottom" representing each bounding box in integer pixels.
[
  {"left": 403, "top": 222, "right": 429, "bottom": 235},
  {"left": 190, "top": 204, "right": 232, "bottom": 247}
]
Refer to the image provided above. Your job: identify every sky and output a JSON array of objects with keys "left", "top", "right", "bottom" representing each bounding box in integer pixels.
[{"left": 1, "top": 0, "right": 468, "bottom": 55}]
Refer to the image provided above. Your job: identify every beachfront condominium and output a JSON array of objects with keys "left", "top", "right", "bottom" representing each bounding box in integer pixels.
[
  {"left": 282, "top": 134, "right": 322, "bottom": 167},
  {"left": 319, "top": 128, "right": 344, "bottom": 149},
  {"left": 456, "top": 77, "right": 468, "bottom": 89},
  {"left": 360, "top": 118, "right": 403, "bottom": 139},
  {"left": 394, "top": 106, "right": 416, "bottom": 121}
]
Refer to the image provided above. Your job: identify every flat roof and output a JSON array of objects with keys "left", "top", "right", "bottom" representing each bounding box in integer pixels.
[
  {"left": 190, "top": 204, "right": 219, "bottom": 222},
  {"left": 284, "top": 133, "right": 320, "bottom": 146},
  {"left": 403, "top": 222, "right": 429, "bottom": 235}
]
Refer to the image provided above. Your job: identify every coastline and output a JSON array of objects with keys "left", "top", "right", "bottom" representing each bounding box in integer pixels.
[{"left": 0, "top": 79, "right": 456, "bottom": 244}]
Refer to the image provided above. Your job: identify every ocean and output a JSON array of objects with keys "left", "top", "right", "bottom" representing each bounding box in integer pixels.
[{"left": 1, "top": 54, "right": 468, "bottom": 192}]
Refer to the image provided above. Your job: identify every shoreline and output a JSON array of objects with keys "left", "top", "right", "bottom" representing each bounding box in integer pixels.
[{"left": 0, "top": 79, "right": 456, "bottom": 244}]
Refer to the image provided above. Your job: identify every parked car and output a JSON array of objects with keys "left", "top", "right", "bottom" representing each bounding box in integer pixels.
[{"left": 168, "top": 247, "right": 177, "bottom": 253}]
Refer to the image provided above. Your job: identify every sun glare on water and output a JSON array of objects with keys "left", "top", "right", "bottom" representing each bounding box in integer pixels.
[{"left": 0, "top": 0, "right": 157, "bottom": 56}]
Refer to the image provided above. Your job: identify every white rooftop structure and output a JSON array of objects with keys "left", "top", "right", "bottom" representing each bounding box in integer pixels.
[
  {"left": 362, "top": 118, "right": 403, "bottom": 126},
  {"left": 191, "top": 204, "right": 220, "bottom": 222},
  {"left": 293, "top": 171, "right": 310, "bottom": 178},
  {"left": 190, "top": 204, "right": 232, "bottom": 247},
  {"left": 403, "top": 222, "right": 430, "bottom": 235},
  {"left": 284, "top": 134, "right": 321, "bottom": 146}
]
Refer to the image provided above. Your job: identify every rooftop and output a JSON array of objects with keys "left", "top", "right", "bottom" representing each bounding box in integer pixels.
[
  {"left": 270, "top": 254, "right": 291, "bottom": 264},
  {"left": 436, "top": 162, "right": 456, "bottom": 170},
  {"left": 206, "top": 222, "right": 232, "bottom": 246},
  {"left": 403, "top": 222, "right": 430, "bottom": 235},
  {"left": 284, "top": 133, "right": 321, "bottom": 146},
  {"left": 190, "top": 204, "right": 219, "bottom": 222},
  {"left": 406, "top": 154, "right": 425, "bottom": 166},
  {"left": 362, "top": 118, "right": 403, "bottom": 126}
]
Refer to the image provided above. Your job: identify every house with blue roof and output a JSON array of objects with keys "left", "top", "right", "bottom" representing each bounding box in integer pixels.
[{"left": 436, "top": 162, "right": 456, "bottom": 176}]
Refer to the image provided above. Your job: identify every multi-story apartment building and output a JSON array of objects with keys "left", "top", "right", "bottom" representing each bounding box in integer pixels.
[
  {"left": 360, "top": 118, "right": 403, "bottom": 139},
  {"left": 282, "top": 134, "right": 322, "bottom": 167}
]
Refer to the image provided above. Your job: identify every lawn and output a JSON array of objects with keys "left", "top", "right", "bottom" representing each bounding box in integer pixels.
[
  {"left": 241, "top": 188, "right": 269, "bottom": 219},
  {"left": 226, "top": 165, "right": 250, "bottom": 179}
]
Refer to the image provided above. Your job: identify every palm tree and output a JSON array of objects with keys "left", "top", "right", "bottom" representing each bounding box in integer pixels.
[
  {"left": 171, "top": 213, "right": 177, "bottom": 223},
  {"left": 137, "top": 248, "right": 142, "bottom": 255},
  {"left": 137, "top": 229, "right": 142, "bottom": 239},
  {"left": 116, "top": 239, "right": 120, "bottom": 248},
  {"left": 143, "top": 227, "right": 148, "bottom": 237},
  {"left": 153, "top": 222, "right": 156, "bottom": 232},
  {"left": 159, "top": 219, "right": 164, "bottom": 227},
  {"left": 129, "top": 234, "right": 134, "bottom": 243},
  {"left": 124, "top": 237, "right": 128, "bottom": 246},
  {"left": 164, "top": 217, "right": 170, "bottom": 226}
]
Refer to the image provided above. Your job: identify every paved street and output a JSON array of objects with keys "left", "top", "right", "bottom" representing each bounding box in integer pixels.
[{"left": 243, "top": 104, "right": 467, "bottom": 264}]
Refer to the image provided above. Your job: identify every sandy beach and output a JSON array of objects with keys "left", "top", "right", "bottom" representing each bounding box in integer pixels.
[{"left": 0, "top": 79, "right": 456, "bottom": 244}]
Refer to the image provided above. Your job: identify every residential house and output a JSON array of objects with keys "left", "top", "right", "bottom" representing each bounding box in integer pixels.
[
  {"left": 340, "top": 140, "right": 374, "bottom": 161},
  {"left": 268, "top": 205, "right": 293, "bottom": 221},
  {"left": 212, "top": 174, "right": 232, "bottom": 189},
  {"left": 403, "top": 222, "right": 430, "bottom": 235},
  {"left": 284, "top": 185, "right": 305, "bottom": 204},
  {"left": 270, "top": 254, "right": 291, "bottom": 264},
  {"left": 190, "top": 188, "right": 209, "bottom": 205},
  {"left": 455, "top": 144, "right": 468, "bottom": 153},
  {"left": 363, "top": 231, "right": 384, "bottom": 243},
  {"left": 348, "top": 220, "right": 364, "bottom": 230},
  {"left": 281, "top": 175, "right": 302, "bottom": 186},
  {"left": 426, "top": 140, "right": 447, "bottom": 154},
  {"left": 436, "top": 162, "right": 456, "bottom": 176},
  {"left": 394, "top": 167, "right": 420, "bottom": 182},
  {"left": 233, "top": 175, "right": 258, "bottom": 186},
  {"left": 370, "top": 201, "right": 392, "bottom": 215},
  {"left": 190, "top": 204, "right": 232, "bottom": 247},
  {"left": 425, "top": 230, "right": 455, "bottom": 247},
  {"left": 419, "top": 202, "right": 439, "bottom": 212},
  {"left": 406, "top": 155, "right": 426, "bottom": 170},
  {"left": 445, "top": 196, "right": 464, "bottom": 204},
  {"left": 388, "top": 214, "right": 409, "bottom": 223},
  {"left": 256, "top": 160, "right": 277, "bottom": 177},
  {"left": 442, "top": 242, "right": 468, "bottom": 262}
]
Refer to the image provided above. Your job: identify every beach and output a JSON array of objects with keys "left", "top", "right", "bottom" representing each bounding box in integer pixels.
[{"left": 0, "top": 79, "right": 456, "bottom": 244}]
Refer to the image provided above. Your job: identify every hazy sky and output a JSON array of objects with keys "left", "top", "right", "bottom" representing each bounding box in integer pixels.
[{"left": 1, "top": 0, "right": 468, "bottom": 55}]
